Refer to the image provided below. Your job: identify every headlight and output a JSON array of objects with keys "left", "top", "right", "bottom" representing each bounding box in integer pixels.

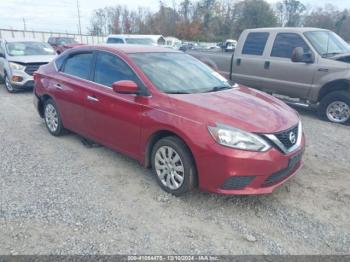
[
  {"left": 208, "top": 124, "right": 271, "bottom": 152},
  {"left": 9, "top": 62, "right": 25, "bottom": 71}
]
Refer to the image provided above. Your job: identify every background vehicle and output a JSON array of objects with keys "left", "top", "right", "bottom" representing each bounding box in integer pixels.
[
  {"left": 224, "top": 39, "right": 237, "bottom": 52},
  {"left": 48, "top": 37, "right": 83, "bottom": 54},
  {"left": 179, "top": 42, "right": 195, "bottom": 52},
  {"left": 33, "top": 45, "right": 304, "bottom": 196},
  {"left": 0, "top": 39, "right": 56, "bottom": 93},
  {"left": 106, "top": 34, "right": 166, "bottom": 46},
  {"left": 191, "top": 28, "right": 350, "bottom": 124},
  {"left": 164, "top": 37, "right": 182, "bottom": 49}
]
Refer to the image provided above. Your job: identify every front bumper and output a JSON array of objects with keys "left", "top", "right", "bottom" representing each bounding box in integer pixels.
[
  {"left": 9, "top": 70, "right": 34, "bottom": 90},
  {"left": 196, "top": 135, "right": 305, "bottom": 195}
]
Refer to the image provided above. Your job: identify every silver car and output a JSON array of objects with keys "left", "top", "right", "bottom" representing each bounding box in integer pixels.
[{"left": 0, "top": 39, "right": 56, "bottom": 93}]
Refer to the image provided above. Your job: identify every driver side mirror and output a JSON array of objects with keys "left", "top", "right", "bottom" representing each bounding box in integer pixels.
[
  {"left": 291, "top": 47, "right": 314, "bottom": 64},
  {"left": 112, "top": 80, "right": 139, "bottom": 95}
]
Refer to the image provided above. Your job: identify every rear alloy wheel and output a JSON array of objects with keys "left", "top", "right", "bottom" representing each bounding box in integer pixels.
[
  {"left": 151, "top": 136, "right": 197, "bottom": 196},
  {"left": 44, "top": 99, "right": 66, "bottom": 136},
  {"left": 4, "top": 75, "right": 15, "bottom": 93},
  {"left": 319, "top": 91, "right": 350, "bottom": 124}
]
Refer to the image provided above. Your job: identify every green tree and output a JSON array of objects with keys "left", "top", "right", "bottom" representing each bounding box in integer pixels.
[
  {"left": 276, "top": 0, "right": 306, "bottom": 27},
  {"left": 233, "top": 0, "right": 277, "bottom": 38}
]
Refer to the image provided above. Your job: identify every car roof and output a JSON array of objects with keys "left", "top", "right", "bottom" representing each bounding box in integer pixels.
[
  {"left": 88, "top": 44, "right": 180, "bottom": 54},
  {"left": 245, "top": 27, "right": 330, "bottom": 33},
  {"left": 1, "top": 38, "right": 44, "bottom": 43}
]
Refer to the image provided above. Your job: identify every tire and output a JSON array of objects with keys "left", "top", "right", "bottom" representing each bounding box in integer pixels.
[
  {"left": 4, "top": 74, "right": 16, "bottom": 93},
  {"left": 151, "top": 136, "right": 197, "bottom": 196},
  {"left": 43, "top": 98, "right": 66, "bottom": 136},
  {"left": 318, "top": 91, "right": 350, "bottom": 124}
]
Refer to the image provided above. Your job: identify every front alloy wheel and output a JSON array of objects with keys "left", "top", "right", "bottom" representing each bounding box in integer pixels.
[
  {"left": 326, "top": 101, "right": 350, "bottom": 123},
  {"left": 154, "top": 146, "right": 185, "bottom": 190},
  {"left": 319, "top": 91, "right": 350, "bottom": 124},
  {"left": 152, "top": 136, "right": 197, "bottom": 196}
]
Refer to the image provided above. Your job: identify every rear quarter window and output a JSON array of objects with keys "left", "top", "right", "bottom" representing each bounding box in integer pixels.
[
  {"left": 242, "top": 32, "right": 269, "bottom": 56},
  {"left": 62, "top": 52, "right": 93, "bottom": 80},
  {"left": 107, "top": 38, "right": 124, "bottom": 44},
  {"left": 54, "top": 54, "right": 67, "bottom": 71}
]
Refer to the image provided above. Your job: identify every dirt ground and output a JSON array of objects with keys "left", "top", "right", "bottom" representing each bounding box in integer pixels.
[{"left": 0, "top": 85, "right": 349, "bottom": 255}]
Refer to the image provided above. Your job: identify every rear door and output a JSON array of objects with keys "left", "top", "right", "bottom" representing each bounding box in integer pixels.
[
  {"left": 83, "top": 51, "right": 145, "bottom": 158},
  {"left": 51, "top": 51, "right": 94, "bottom": 135},
  {"left": 231, "top": 31, "right": 272, "bottom": 89},
  {"left": 262, "top": 32, "right": 316, "bottom": 98}
]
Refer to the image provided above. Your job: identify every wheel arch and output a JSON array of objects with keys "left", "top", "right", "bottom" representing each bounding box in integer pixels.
[
  {"left": 144, "top": 129, "right": 197, "bottom": 171},
  {"left": 37, "top": 94, "right": 53, "bottom": 118},
  {"left": 318, "top": 79, "right": 350, "bottom": 102}
]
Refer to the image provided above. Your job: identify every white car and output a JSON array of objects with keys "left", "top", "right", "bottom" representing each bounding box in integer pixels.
[{"left": 0, "top": 39, "right": 56, "bottom": 93}]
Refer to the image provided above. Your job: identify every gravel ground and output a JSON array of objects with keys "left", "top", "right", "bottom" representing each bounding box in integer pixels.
[{"left": 0, "top": 85, "right": 349, "bottom": 255}]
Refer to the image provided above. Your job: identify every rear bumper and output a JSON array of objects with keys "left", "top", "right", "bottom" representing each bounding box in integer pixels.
[{"left": 196, "top": 135, "right": 305, "bottom": 195}]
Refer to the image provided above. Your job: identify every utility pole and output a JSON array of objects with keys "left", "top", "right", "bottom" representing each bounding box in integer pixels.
[
  {"left": 77, "top": 0, "right": 82, "bottom": 42},
  {"left": 23, "top": 18, "right": 27, "bottom": 31}
]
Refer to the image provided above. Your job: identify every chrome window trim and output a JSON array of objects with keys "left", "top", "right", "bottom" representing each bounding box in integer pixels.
[
  {"left": 55, "top": 49, "right": 151, "bottom": 96},
  {"left": 264, "top": 121, "right": 302, "bottom": 154}
]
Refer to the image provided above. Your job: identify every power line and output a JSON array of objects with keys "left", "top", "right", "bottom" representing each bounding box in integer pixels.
[{"left": 77, "top": 0, "right": 82, "bottom": 38}]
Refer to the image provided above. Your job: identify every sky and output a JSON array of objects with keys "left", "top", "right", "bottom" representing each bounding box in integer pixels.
[{"left": 0, "top": 0, "right": 348, "bottom": 34}]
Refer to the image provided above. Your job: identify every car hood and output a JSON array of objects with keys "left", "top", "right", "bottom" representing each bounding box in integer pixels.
[
  {"left": 168, "top": 86, "right": 300, "bottom": 134},
  {"left": 331, "top": 52, "right": 350, "bottom": 64},
  {"left": 8, "top": 55, "right": 56, "bottom": 64}
]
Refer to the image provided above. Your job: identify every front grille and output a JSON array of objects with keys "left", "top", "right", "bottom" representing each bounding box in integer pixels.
[
  {"left": 274, "top": 125, "right": 298, "bottom": 150},
  {"left": 262, "top": 152, "right": 303, "bottom": 187},
  {"left": 221, "top": 176, "right": 256, "bottom": 190},
  {"left": 24, "top": 63, "right": 47, "bottom": 76}
]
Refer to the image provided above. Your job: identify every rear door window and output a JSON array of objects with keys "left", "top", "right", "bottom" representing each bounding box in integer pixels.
[
  {"left": 271, "top": 33, "right": 310, "bottom": 58},
  {"left": 63, "top": 52, "right": 93, "bottom": 80},
  {"left": 93, "top": 52, "right": 137, "bottom": 87},
  {"left": 242, "top": 32, "right": 269, "bottom": 56},
  {"left": 107, "top": 38, "right": 124, "bottom": 44}
]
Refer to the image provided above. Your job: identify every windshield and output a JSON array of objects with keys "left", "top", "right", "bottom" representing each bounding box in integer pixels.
[
  {"left": 130, "top": 52, "right": 231, "bottom": 94},
  {"left": 6, "top": 41, "right": 56, "bottom": 56},
  {"left": 125, "top": 38, "right": 155, "bottom": 45},
  {"left": 304, "top": 31, "right": 350, "bottom": 57},
  {"left": 57, "top": 38, "right": 77, "bottom": 45}
]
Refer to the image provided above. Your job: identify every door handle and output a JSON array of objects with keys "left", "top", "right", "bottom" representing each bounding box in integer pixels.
[
  {"left": 54, "top": 83, "right": 64, "bottom": 90},
  {"left": 236, "top": 58, "right": 241, "bottom": 66},
  {"left": 87, "top": 95, "right": 99, "bottom": 102},
  {"left": 264, "top": 61, "right": 270, "bottom": 69},
  {"left": 318, "top": 68, "right": 329, "bottom": 72}
]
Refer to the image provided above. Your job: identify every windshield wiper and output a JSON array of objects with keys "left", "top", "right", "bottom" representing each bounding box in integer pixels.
[
  {"left": 205, "top": 86, "right": 232, "bottom": 93},
  {"left": 166, "top": 91, "right": 191, "bottom": 94}
]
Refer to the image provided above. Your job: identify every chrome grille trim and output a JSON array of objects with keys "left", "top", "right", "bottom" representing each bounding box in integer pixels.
[{"left": 263, "top": 121, "right": 302, "bottom": 154}]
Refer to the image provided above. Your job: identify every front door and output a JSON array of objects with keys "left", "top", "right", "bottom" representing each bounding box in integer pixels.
[
  {"left": 84, "top": 51, "right": 146, "bottom": 158},
  {"left": 263, "top": 33, "right": 316, "bottom": 99}
]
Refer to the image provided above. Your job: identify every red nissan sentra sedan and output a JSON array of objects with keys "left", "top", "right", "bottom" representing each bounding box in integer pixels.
[{"left": 33, "top": 45, "right": 305, "bottom": 196}]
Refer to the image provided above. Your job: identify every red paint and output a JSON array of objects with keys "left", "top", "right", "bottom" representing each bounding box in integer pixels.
[
  {"left": 112, "top": 80, "right": 139, "bottom": 94},
  {"left": 34, "top": 45, "right": 305, "bottom": 195}
]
